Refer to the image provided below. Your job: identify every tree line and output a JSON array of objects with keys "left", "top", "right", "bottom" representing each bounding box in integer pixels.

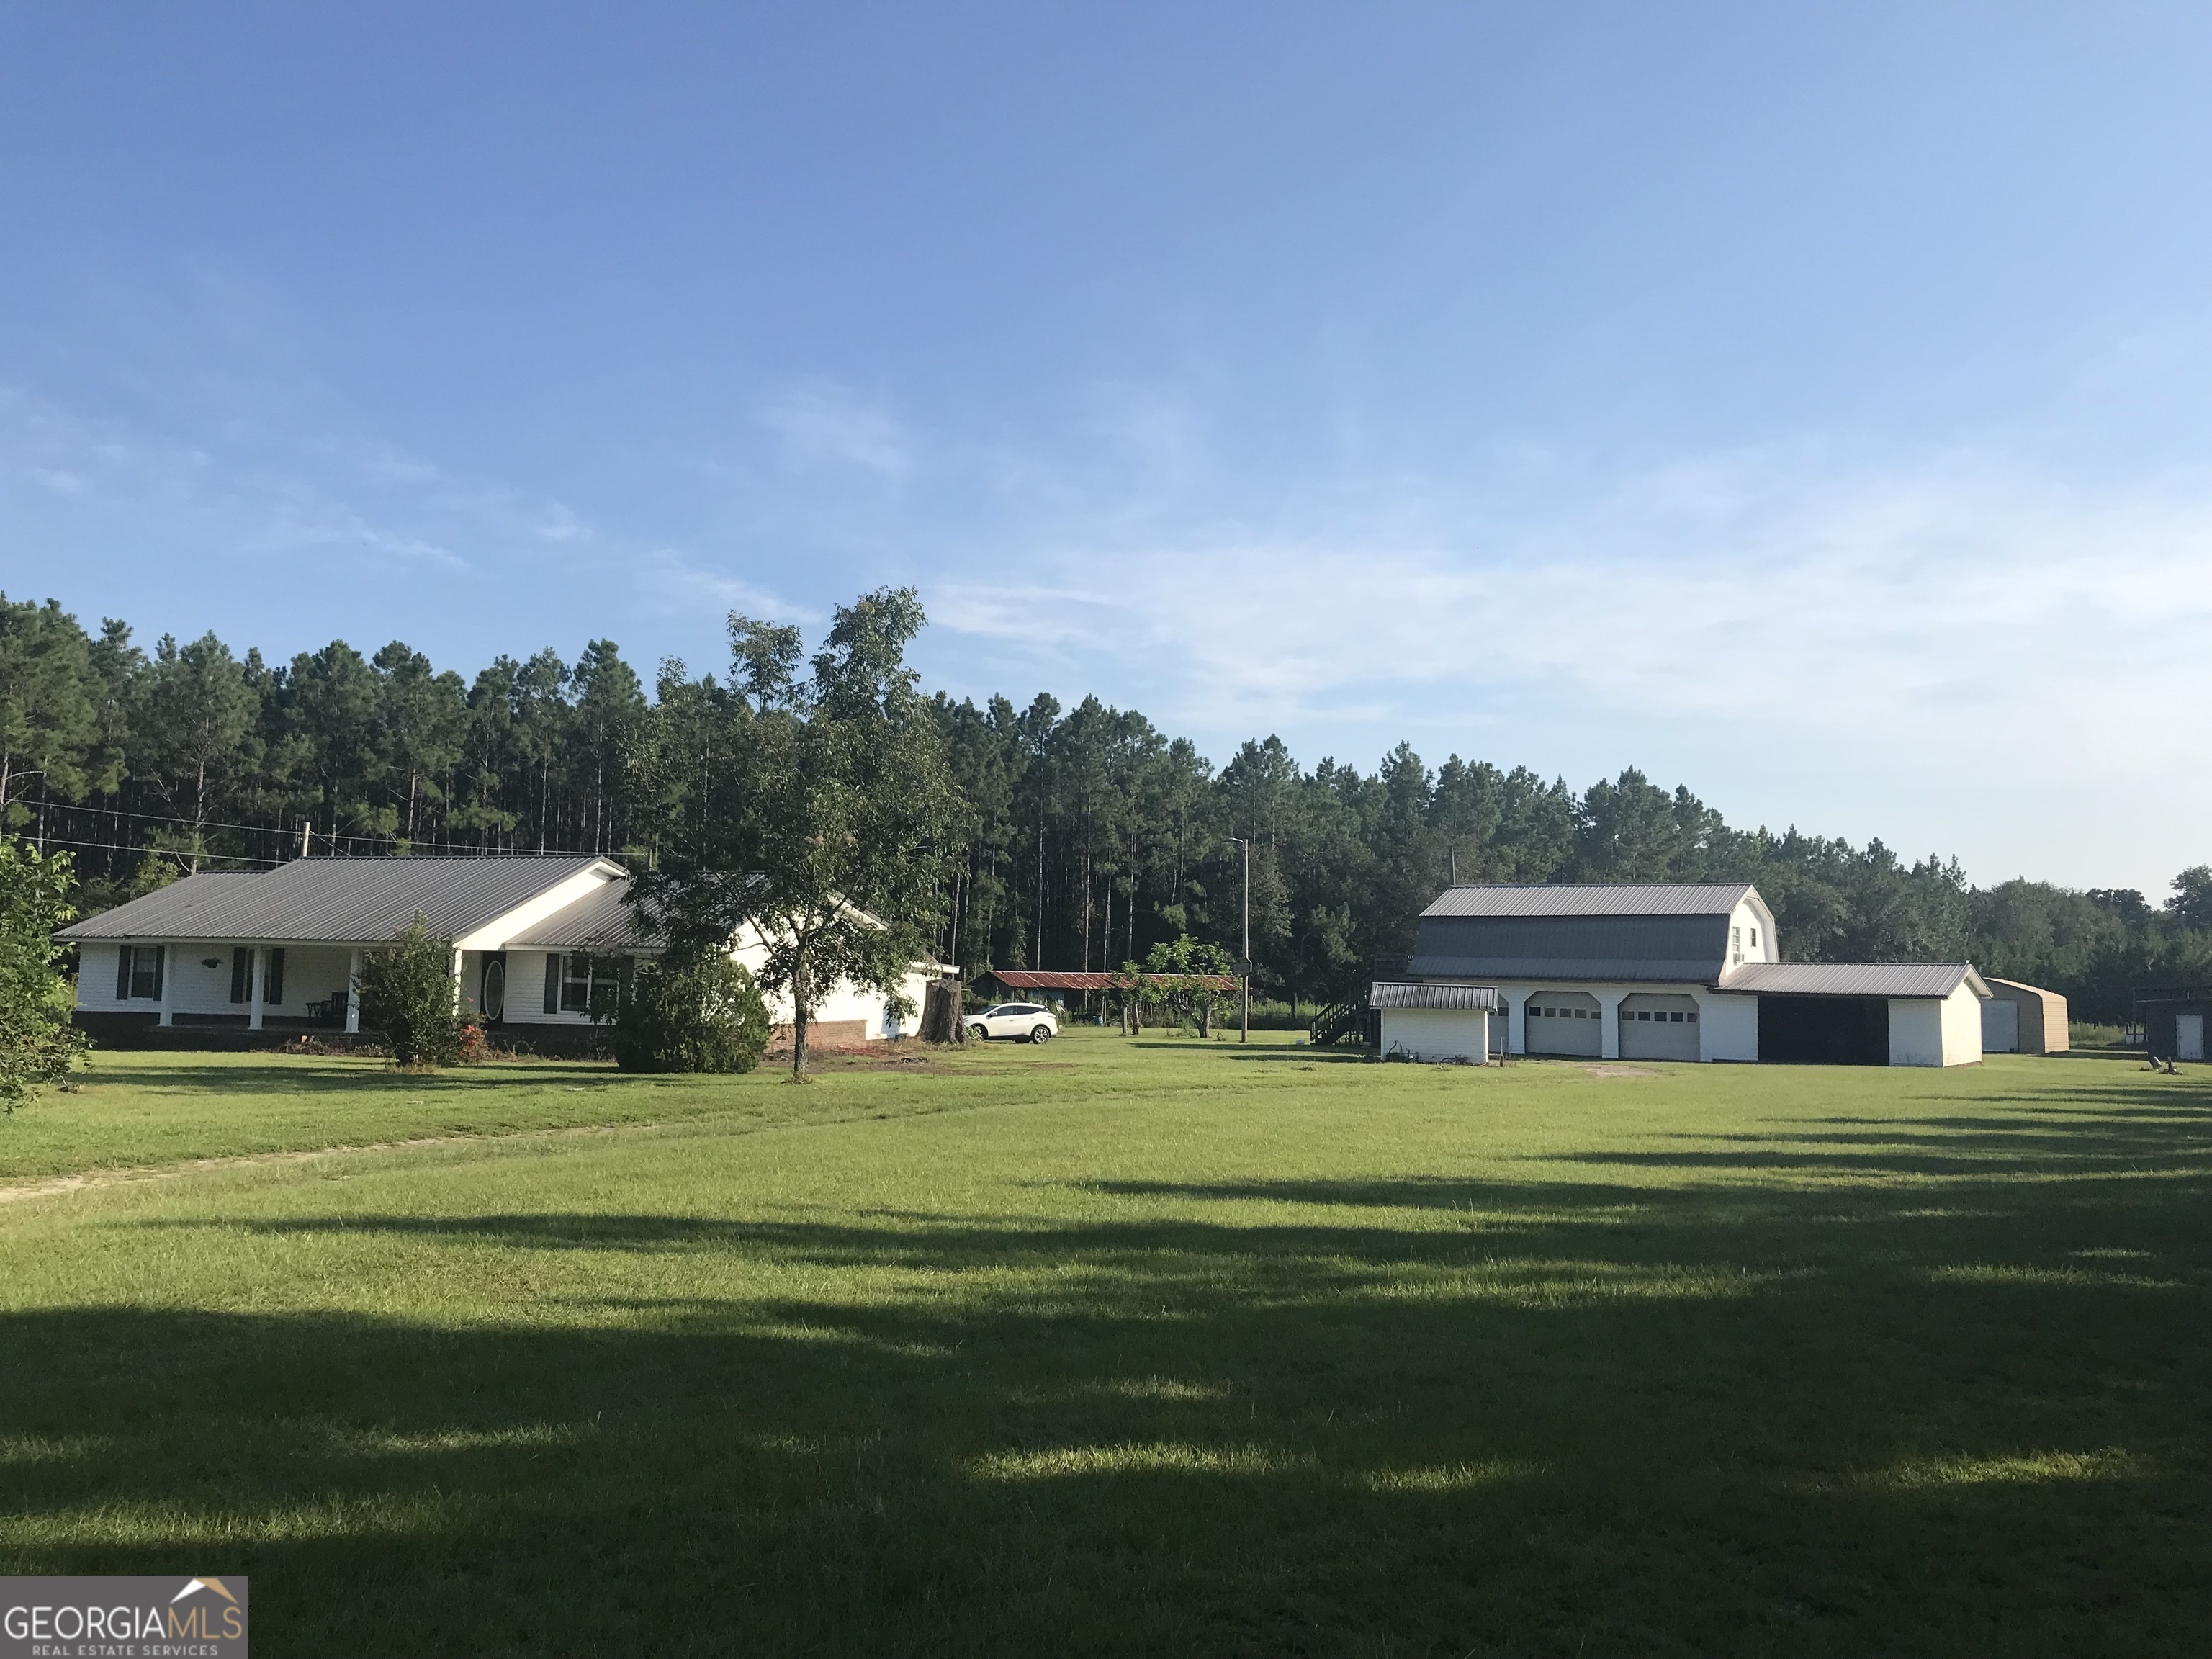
[{"left": 4, "top": 588, "right": 2206, "bottom": 1022}]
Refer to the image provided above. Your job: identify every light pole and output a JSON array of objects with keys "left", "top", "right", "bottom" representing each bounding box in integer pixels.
[{"left": 1229, "top": 835, "right": 1251, "bottom": 1043}]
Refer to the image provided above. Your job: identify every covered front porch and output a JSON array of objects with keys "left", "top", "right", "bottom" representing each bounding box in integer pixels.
[{"left": 116, "top": 940, "right": 370, "bottom": 1033}]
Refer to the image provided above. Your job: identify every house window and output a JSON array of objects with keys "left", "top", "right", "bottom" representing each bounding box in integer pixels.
[
  {"left": 228, "top": 948, "right": 287, "bottom": 1005},
  {"left": 559, "top": 954, "right": 624, "bottom": 1016},
  {"left": 1750, "top": 927, "right": 1760, "bottom": 949},
  {"left": 126, "top": 945, "right": 163, "bottom": 1000}
]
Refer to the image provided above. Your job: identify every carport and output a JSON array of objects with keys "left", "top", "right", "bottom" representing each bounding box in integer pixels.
[{"left": 1719, "top": 961, "right": 1992, "bottom": 1067}]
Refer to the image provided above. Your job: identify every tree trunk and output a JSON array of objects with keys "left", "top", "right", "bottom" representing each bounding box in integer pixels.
[
  {"left": 790, "top": 950, "right": 810, "bottom": 1078},
  {"left": 1198, "top": 1001, "right": 1212, "bottom": 1038}
]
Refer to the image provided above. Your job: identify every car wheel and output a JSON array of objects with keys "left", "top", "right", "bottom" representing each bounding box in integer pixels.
[
  {"left": 968, "top": 1024, "right": 989, "bottom": 1043},
  {"left": 1030, "top": 1025, "right": 1053, "bottom": 1044}
]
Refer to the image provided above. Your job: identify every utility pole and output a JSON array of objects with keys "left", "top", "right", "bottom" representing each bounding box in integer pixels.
[{"left": 1230, "top": 835, "right": 1251, "bottom": 1043}]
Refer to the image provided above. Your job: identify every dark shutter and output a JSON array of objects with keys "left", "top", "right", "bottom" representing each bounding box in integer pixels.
[
  {"left": 543, "top": 953, "right": 561, "bottom": 1015},
  {"left": 116, "top": 945, "right": 134, "bottom": 1000},
  {"left": 265, "top": 949, "right": 285, "bottom": 1007},
  {"left": 149, "top": 945, "right": 164, "bottom": 1000},
  {"left": 231, "top": 949, "right": 250, "bottom": 1004}
]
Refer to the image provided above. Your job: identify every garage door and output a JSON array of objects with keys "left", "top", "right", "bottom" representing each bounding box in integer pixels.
[
  {"left": 1619, "top": 993, "right": 1700, "bottom": 1061},
  {"left": 1525, "top": 991, "right": 1602, "bottom": 1057},
  {"left": 1981, "top": 999, "right": 2018, "bottom": 1053}
]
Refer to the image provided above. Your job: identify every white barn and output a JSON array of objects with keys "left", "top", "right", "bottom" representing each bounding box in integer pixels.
[
  {"left": 58, "top": 855, "right": 934, "bottom": 1052},
  {"left": 1376, "top": 882, "right": 1987, "bottom": 1066}
]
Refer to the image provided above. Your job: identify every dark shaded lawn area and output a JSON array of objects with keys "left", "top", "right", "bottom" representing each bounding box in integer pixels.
[{"left": 1, "top": 1052, "right": 2207, "bottom": 1655}]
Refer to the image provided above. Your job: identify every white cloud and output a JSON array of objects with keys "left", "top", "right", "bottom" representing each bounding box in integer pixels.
[
  {"left": 938, "top": 440, "right": 2212, "bottom": 740},
  {"left": 756, "top": 379, "right": 913, "bottom": 479},
  {"left": 925, "top": 433, "right": 2212, "bottom": 886}
]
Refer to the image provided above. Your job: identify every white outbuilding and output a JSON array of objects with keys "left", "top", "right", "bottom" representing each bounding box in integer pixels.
[
  {"left": 1362, "top": 882, "right": 1990, "bottom": 1066},
  {"left": 1372, "top": 980, "right": 1501, "bottom": 1063}
]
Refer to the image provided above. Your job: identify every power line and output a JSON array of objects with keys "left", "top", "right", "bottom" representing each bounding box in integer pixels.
[
  {"left": 14, "top": 835, "right": 284, "bottom": 866},
  {"left": 18, "top": 801, "right": 583, "bottom": 858}
]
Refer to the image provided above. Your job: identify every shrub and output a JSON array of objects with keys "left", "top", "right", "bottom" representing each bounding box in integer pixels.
[
  {"left": 0, "top": 840, "right": 89, "bottom": 1109},
  {"left": 614, "top": 953, "right": 770, "bottom": 1074},
  {"left": 355, "top": 915, "right": 472, "bottom": 1069}
]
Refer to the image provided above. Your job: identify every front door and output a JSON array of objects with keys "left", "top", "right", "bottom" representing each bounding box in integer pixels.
[
  {"left": 480, "top": 954, "right": 508, "bottom": 1023},
  {"left": 2178, "top": 1013, "right": 2204, "bottom": 1062}
]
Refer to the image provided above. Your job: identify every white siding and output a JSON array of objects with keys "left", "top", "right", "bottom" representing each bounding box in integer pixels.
[
  {"left": 75, "top": 941, "right": 354, "bottom": 1018},
  {"left": 500, "top": 948, "right": 595, "bottom": 1027},
  {"left": 1487, "top": 980, "right": 1753, "bottom": 1062},
  {"left": 1380, "top": 1007, "right": 1491, "bottom": 1063},
  {"left": 1887, "top": 999, "right": 1941, "bottom": 1066},
  {"left": 1700, "top": 994, "right": 1759, "bottom": 1061},
  {"left": 500, "top": 940, "right": 930, "bottom": 1040},
  {"left": 73, "top": 943, "right": 130, "bottom": 1011},
  {"left": 1940, "top": 981, "right": 1984, "bottom": 1066},
  {"left": 1887, "top": 996, "right": 1984, "bottom": 1067},
  {"left": 1727, "top": 898, "right": 1776, "bottom": 967}
]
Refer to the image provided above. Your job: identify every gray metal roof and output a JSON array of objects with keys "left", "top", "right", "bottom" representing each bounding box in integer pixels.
[
  {"left": 57, "top": 856, "right": 611, "bottom": 944},
  {"left": 1718, "top": 962, "right": 1989, "bottom": 999},
  {"left": 1411, "top": 909, "right": 1735, "bottom": 984},
  {"left": 1372, "top": 981, "right": 1501, "bottom": 1012},
  {"left": 506, "top": 879, "right": 663, "bottom": 951},
  {"left": 1423, "top": 883, "right": 1759, "bottom": 920},
  {"left": 1411, "top": 955, "right": 1734, "bottom": 984}
]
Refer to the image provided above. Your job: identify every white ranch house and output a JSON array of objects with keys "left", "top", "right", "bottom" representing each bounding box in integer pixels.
[
  {"left": 60, "top": 855, "right": 934, "bottom": 1052},
  {"left": 1371, "top": 882, "right": 1992, "bottom": 1067}
]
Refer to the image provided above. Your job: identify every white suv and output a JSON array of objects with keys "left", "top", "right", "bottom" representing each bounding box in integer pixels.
[{"left": 968, "top": 1002, "right": 1059, "bottom": 1043}]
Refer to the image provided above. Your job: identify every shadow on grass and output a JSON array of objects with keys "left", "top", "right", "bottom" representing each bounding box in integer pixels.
[
  {"left": 6, "top": 1102, "right": 2211, "bottom": 1655},
  {"left": 1126, "top": 1040, "right": 1372, "bottom": 1064}
]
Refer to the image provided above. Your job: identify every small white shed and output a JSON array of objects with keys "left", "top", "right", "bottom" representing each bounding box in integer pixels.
[{"left": 1373, "top": 980, "right": 1501, "bottom": 1063}]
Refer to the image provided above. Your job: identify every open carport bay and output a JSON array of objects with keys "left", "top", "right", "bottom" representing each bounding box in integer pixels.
[{"left": 1758, "top": 994, "right": 1889, "bottom": 1064}]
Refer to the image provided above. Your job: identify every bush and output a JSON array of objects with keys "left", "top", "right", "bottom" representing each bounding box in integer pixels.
[
  {"left": 614, "top": 953, "right": 770, "bottom": 1074},
  {"left": 356, "top": 915, "right": 472, "bottom": 1069},
  {"left": 0, "top": 840, "right": 89, "bottom": 1109}
]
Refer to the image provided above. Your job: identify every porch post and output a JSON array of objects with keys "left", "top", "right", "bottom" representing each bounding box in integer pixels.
[
  {"left": 248, "top": 946, "right": 264, "bottom": 1031},
  {"left": 450, "top": 948, "right": 464, "bottom": 1014},
  {"left": 156, "top": 943, "right": 173, "bottom": 1028},
  {"left": 345, "top": 949, "right": 362, "bottom": 1033}
]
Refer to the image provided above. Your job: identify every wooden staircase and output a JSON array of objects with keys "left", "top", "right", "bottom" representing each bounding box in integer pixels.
[{"left": 1310, "top": 995, "right": 1377, "bottom": 1049}]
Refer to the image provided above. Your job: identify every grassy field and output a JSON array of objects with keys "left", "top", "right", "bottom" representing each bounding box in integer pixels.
[{"left": 1, "top": 1033, "right": 2206, "bottom": 1655}]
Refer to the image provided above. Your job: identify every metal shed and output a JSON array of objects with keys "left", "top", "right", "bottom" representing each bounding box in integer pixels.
[
  {"left": 1371, "top": 980, "right": 1501, "bottom": 1064},
  {"left": 2135, "top": 987, "right": 2211, "bottom": 1063},
  {"left": 1981, "top": 978, "right": 2069, "bottom": 1053}
]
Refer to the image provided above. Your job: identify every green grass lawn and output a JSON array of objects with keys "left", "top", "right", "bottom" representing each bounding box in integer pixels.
[{"left": 1, "top": 1033, "right": 2207, "bottom": 1655}]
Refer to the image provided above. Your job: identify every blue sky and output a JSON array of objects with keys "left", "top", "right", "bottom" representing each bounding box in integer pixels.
[{"left": 4, "top": 4, "right": 2210, "bottom": 891}]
